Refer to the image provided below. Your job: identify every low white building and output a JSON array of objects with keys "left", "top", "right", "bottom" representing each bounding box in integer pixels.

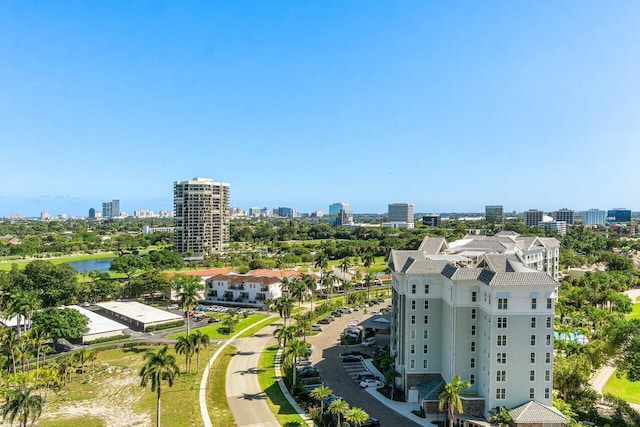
[
  {"left": 66, "top": 305, "right": 129, "bottom": 343},
  {"left": 95, "top": 301, "right": 183, "bottom": 331},
  {"left": 204, "top": 269, "right": 300, "bottom": 308}
]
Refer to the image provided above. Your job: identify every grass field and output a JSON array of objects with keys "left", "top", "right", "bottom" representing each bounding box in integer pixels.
[
  {"left": 626, "top": 303, "right": 640, "bottom": 320},
  {"left": 206, "top": 346, "right": 237, "bottom": 427},
  {"left": 167, "top": 313, "right": 270, "bottom": 340},
  {"left": 603, "top": 369, "right": 640, "bottom": 404},
  {"left": 37, "top": 344, "right": 218, "bottom": 426},
  {"left": 257, "top": 344, "right": 307, "bottom": 426}
]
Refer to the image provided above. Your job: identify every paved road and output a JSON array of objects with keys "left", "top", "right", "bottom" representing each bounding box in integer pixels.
[
  {"left": 226, "top": 324, "right": 281, "bottom": 427},
  {"left": 307, "top": 305, "right": 422, "bottom": 427}
]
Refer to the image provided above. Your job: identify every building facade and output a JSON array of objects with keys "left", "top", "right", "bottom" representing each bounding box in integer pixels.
[
  {"left": 485, "top": 205, "right": 504, "bottom": 224},
  {"left": 523, "top": 209, "right": 544, "bottom": 227},
  {"left": 102, "top": 199, "right": 120, "bottom": 218},
  {"left": 173, "top": 177, "right": 230, "bottom": 256},
  {"left": 388, "top": 203, "right": 414, "bottom": 224},
  {"left": 203, "top": 270, "right": 300, "bottom": 308},
  {"left": 582, "top": 209, "right": 606, "bottom": 226},
  {"left": 388, "top": 233, "right": 562, "bottom": 422},
  {"left": 607, "top": 208, "right": 631, "bottom": 223},
  {"left": 422, "top": 214, "right": 441, "bottom": 227},
  {"left": 552, "top": 208, "right": 574, "bottom": 225}
]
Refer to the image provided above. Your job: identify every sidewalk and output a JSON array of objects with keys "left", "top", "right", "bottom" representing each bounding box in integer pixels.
[{"left": 362, "top": 359, "right": 437, "bottom": 426}]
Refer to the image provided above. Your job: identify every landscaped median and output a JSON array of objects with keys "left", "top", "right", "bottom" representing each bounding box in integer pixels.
[{"left": 168, "top": 313, "right": 275, "bottom": 340}]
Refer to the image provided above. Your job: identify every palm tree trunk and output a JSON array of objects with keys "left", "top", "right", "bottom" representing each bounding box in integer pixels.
[
  {"left": 157, "top": 388, "right": 161, "bottom": 427},
  {"left": 186, "top": 313, "right": 191, "bottom": 336}
]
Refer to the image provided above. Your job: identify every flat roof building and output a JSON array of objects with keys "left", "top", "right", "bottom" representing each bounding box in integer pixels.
[
  {"left": 552, "top": 208, "right": 574, "bottom": 225},
  {"left": 524, "top": 209, "right": 544, "bottom": 227},
  {"left": 66, "top": 305, "right": 129, "bottom": 344},
  {"left": 388, "top": 203, "right": 414, "bottom": 224},
  {"left": 95, "top": 301, "right": 183, "bottom": 331},
  {"left": 485, "top": 205, "right": 504, "bottom": 224}
]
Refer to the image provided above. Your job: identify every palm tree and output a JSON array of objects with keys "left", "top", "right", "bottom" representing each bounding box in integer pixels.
[
  {"left": 26, "top": 328, "right": 48, "bottom": 379},
  {"left": 303, "top": 274, "right": 317, "bottom": 313},
  {"left": 384, "top": 368, "right": 401, "bottom": 400},
  {"left": 71, "top": 349, "right": 89, "bottom": 374},
  {"left": 342, "top": 279, "right": 353, "bottom": 305},
  {"left": 489, "top": 406, "right": 512, "bottom": 427},
  {"left": 139, "top": 346, "right": 180, "bottom": 427},
  {"left": 289, "top": 278, "right": 306, "bottom": 313},
  {"left": 273, "top": 325, "right": 297, "bottom": 349},
  {"left": 363, "top": 273, "right": 376, "bottom": 301},
  {"left": 328, "top": 398, "right": 349, "bottom": 427},
  {"left": 345, "top": 407, "right": 369, "bottom": 427},
  {"left": 176, "top": 275, "right": 203, "bottom": 336},
  {"left": 1, "top": 327, "right": 20, "bottom": 374},
  {"left": 310, "top": 385, "right": 333, "bottom": 413},
  {"left": 15, "top": 338, "right": 33, "bottom": 373},
  {"left": 322, "top": 271, "right": 337, "bottom": 298},
  {"left": 1, "top": 388, "right": 45, "bottom": 427},
  {"left": 272, "top": 297, "right": 294, "bottom": 326},
  {"left": 175, "top": 336, "right": 195, "bottom": 374},
  {"left": 189, "top": 330, "right": 210, "bottom": 373},
  {"left": 285, "top": 338, "right": 309, "bottom": 387},
  {"left": 438, "top": 374, "right": 470, "bottom": 427},
  {"left": 295, "top": 316, "right": 311, "bottom": 343},
  {"left": 362, "top": 252, "right": 375, "bottom": 271},
  {"left": 339, "top": 258, "right": 351, "bottom": 279},
  {"left": 86, "top": 349, "right": 100, "bottom": 373}
]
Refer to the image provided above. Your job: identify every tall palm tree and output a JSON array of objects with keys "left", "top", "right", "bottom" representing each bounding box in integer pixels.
[
  {"left": 26, "top": 328, "right": 48, "bottom": 379},
  {"left": 272, "top": 297, "right": 294, "bottom": 327},
  {"left": 189, "top": 330, "right": 210, "bottom": 373},
  {"left": 310, "top": 385, "right": 332, "bottom": 413},
  {"left": 86, "top": 349, "right": 100, "bottom": 373},
  {"left": 438, "top": 374, "right": 470, "bottom": 427},
  {"left": 1, "top": 327, "right": 20, "bottom": 374},
  {"left": 342, "top": 279, "right": 353, "bottom": 305},
  {"left": 285, "top": 338, "right": 309, "bottom": 387},
  {"left": 339, "top": 258, "right": 351, "bottom": 279},
  {"left": 1, "top": 388, "right": 45, "bottom": 427},
  {"left": 177, "top": 279, "right": 203, "bottom": 336},
  {"left": 328, "top": 398, "right": 349, "bottom": 427},
  {"left": 175, "top": 336, "right": 195, "bottom": 374},
  {"left": 15, "top": 338, "right": 33, "bottom": 373},
  {"left": 295, "top": 316, "right": 311, "bottom": 343},
  {"left": 72, "top": 349, "right": 88, "bottom": 374},
  {"left": 139, "top": 346, "right": 180, "bottom": 427},
  {"left": 273, "top": 325, "right": 297, "bottom": 349},
  {"left": 345, "top": 407, "right": 369, "bottom": 427},
  {"left": 303, "top": 274, "right": 317, "bottom": 313},
  {"left": 361, "top": 252, "right": 375, "bottom": 271},
  {"left": 322, "top": 270, "right": 337, "bottom": 298},
  {"left": 363, "top": 273, "right": 376, "bottom": 301},
  {"left": 289, "top": 278, "right": 306, "bottom": 313}
]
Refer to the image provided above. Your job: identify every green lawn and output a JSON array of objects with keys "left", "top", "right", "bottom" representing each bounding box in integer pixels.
[
  {"left": 257, "top": 344, "right": 307, "bottom": 426},
  {"left": 603, "top": 369, "right": 640, "bottom": 404},
  {"left": 626, "top": 303, "right": 640, "bottom": 320},
  {"left": 168, "top": 313, "right": 270, "bottom": 339},
  {"left": 206, "top": 346, "right": 237, "bottom": 427}
]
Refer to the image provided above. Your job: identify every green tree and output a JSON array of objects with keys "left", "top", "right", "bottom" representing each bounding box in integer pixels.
[
  {"left": 363, "top": 273, "right": 376, "bottom": 301},
  {"left": 175, "top": 336, "right": 195, "bottom": 374},
  {"left": 328, "top": 398, "right": 349, "bottom": 427},
  {"left": 438, "top": 374, "right": 470, "bottom": 427},
  {"left": 489, "top": 406, "right": 511, "bottom": 427},
  {"left": 273, "top": 325, "right": 297, "bottom": 349},
  {"left": 189, "top": 330, "right": 210, "bottom": 373},
  {"left": 310, "top": 385, "right": 332, "bottom": 413},
  {"left": 1, "top": 388, "right": 45, "bottom": 427},
  {"left": 345, "top": 407, "right": 369, "bottom": 427},
  {"left": 286, "top": 338, "right": 309, "bottom": 386},
  {"left": 272, "top": 297, "right": 293, "bottom": 327},
  {"left": 303, "top": 274, "right": 317, "bottom": 313},
  {"left": 175, "top": 274, "right": 203, "bottom": 336},
  {"left": 139, "top": 346, "right": 180, "bottom": 427},
  {"left": 31, "top": 307, "right": 89, "bottom": 350}
]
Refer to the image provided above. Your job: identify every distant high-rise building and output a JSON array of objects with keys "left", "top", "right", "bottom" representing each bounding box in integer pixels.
[
  {"left": 607, "top": 208, "right": 631, "bottom": 223},
  {"left": 102, "top": 200, "right": 120, "bottom": 218},
  {"left": 422, "top": 214, "right": 441, "bottom": 227},
  {"left": 40, "top": 211, "right": 50, "bottom": 220},
  {"left": 330, "top": 202, "right": 353, "bottom": 226},
  {"left": 552, "top": 208, "right": 574, "bottom": 225},
  {"left": 524, "top": 209, "right": 544, "bottom": 227},
  {"left": 88, "top": 208, "right": 97, "bottom": 219},
  {"left": 582, "top": 209, "right": 606, "bottom": 226},
  {"left": 485, "top": 205, "right": 504, "bottom": 224},
  {"left": 277, "top": 207, "right": 295, "bottom": 218},
  {"left": 388, "top": 203, "right": 414, "bottom": 224},
  {"left": 329, "top": 202, "right": 351, "bottom": 216},
  {"left": 173, "top": 177, "right": 230, "bottom": 256}
]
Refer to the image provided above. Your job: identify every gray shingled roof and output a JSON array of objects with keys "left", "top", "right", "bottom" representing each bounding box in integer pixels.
[
  {"left": 509, "top": 400, "right": 569, "bottom": 423},
  {"left": 480, "top": 272, "right": 558, "bottom": 286},
  {"left": 449, "top": 268, "right": 485, "bottom": 280},
  {"left": 418, "top": 237, "right": 447, "bottom": 255},
  {"left": 389, "top": 250, "right": 422, "bottom": 273},
  {"left": 405, "top": 259, "right": 449, "bottom": 275}
]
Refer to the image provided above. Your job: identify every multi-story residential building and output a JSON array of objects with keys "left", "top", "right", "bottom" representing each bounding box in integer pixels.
[
  {"left": 388, "top": 233, "right": 566, "bottom": 425},
  {"left": 582, "top": 209, "right": 606, "bottom": 226},
  {"left": 607, "top": 208, "right": 631, "bottom": 223},
  {"left": 523, "top": 209, "right": 544, "bottom": 227},
  {"left": 552, "top": 208, "right": 574, "bottom": 225},
  {"left": 102, "top": 199, "right": 120, "bottom": 218},
  {"left": 422, "top": 214, "right": 441, "bottom": 227},
  {"left": 88, "top": 208, "right": 97, "bottom": 219},
  {"left": 539, "top": 221, "right": 567, "bottom": 237},
  {"left": 485, "top": 205, "right": 504, "bottom": 224},
  {"left": 173, "top": 177, "right": 230, "bottom": 256},
  {"left": 388, "top": 203, "right": 414, "bottom": 224}
]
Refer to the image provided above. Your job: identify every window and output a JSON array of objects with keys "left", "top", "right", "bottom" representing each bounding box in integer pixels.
[
  {"left": 410, "top": 330, "right": 416, "bottom": 340},
  {"left": 423, "top": 359, "right": 428, "bottom": 369},
  {"left": 545, "top": 388, "right": 550, "bottom": 399},
  {"left": 496, "top": 388, "right": 506, "bottom": 399},
  {"left": 496, "top": 352, "right": 506, "bottom": 364},
  {"left": 411, "top": 315, "right": 416, "bottom": 325},
  {"left": 545, "top": 370, "right": 550, "bottom": 381},
  {"left": 498, "top": 298, "right": 508, "bottom": 310},
  {"left": 410, "top": 344, "right": 415, "bottom": 354},
  {"left": 424, "top": 300, "right": 429, "bottom": 310},
  {"left": 423, "top": 330, "right": 429, "bottom": 340},
  {"left": 470, "top": 341, "right": 476, "bottom": 352},
  {"left": 410, "top": 359, "right": 415, "bottom": 369},
  {"left": 530, "top": 370, "right": 535, "bottom": 381},
  {"left": 423, "top": 344, "right": 428, "bottom": 354},
  {"left": 470, "top": 374, "right": 475, "bottom": 385},
  {"left": 547, "top": 298, "right": 553, "bottom": 309},
  {"left": 471, "top": 325, "right": 476, "bottom": 336},
  {"left": 545, "top": 352, "right": 551, "bottom": 364},
  {"left": 530, "top": 352, "right": 536, "bottom": 364},
  {"left": 411, "top": 284, "right": 416, "bottom": 294},
  {"left": 530, "top": 388, "right": 535, "bottom": 399},
  {"left": 424, "top": 315, "right": 429, "bottom": 325},
  {"left": 470, "top": 358, "right": 475, "bottom": 368},
  {"left": 497, "top": 317, "right": 507, "bottom": 329},
  {"left": 546, "top": 334, "right": 551, "bottom": 346},
  {"left": 497, "top": 335, "right": 507, "bottom": 346},
  {"left": 530, "top": 335, "right": 536, "bottom": 346},
  {"left": 411, "top": 300, "right": 416, "bottom": 310},
  {"left": 531, "top": 317, "right": 537, "bottom": 328},
  {"left": 472, "top": 291, "right": 477, "bottom": 302},
  {"left": 546, "top": 316, "right": 552, "bottom": 328},
  {"left": 471, "top": 309, "right": 476, "bottom": 320},
  {"left": 424, "top": 284, "right": 430, "bottom": 294},
  {"left": 531, "top": 298, "right": 537, "bottom": 309},
  {"left": 496, "top": 371, "right": 506, "bottom": 382}
]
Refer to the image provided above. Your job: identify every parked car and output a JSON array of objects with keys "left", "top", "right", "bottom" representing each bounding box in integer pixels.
[
  {"left": 311, "top": 324, "right": 322, "bottom": 331},
  {"left": 299, "top": 368, "right": 319, "bottom": 378},
  {"left": 359, "top": 379, "right": 382, "bottom": 388},
  {"left": 332, "top": 311, "right": 343, "bottom": 317},
  {"left": 167, "top": 304, "right": 179, "bottom": 310},
  {"left": 354, "top": 418, "right": 380, "bottom": 427},
  {"left": 361, "top": 337, "right": 377, "bottom": 347},
  {"left": 318, "top": 318, "right": 331, "bottom": 325},
  {"left": 341, "top": 355, "right": 361, "bottom": 363},
  {"left": 322, "top": 395, "right": 342, "bottom": 407},
  {"left": 340, "top": 307, "right": 353, "bottom": 314},
  {"left": 356, "top": 372, "right": 376, "bottom": 381},
  {"left": 351, "top": 306, "right": 360, "bottom": 311},
  {"left": 207, "top": 318, "right": 221, "bottom": 324}
]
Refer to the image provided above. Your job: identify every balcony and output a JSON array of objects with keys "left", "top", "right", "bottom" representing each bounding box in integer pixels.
[
  {"left": 260, "top": 287, "right": 270, "bottom": 292},
  {"left": 229, "top": 284, "right": 245, "bottom": 290}
]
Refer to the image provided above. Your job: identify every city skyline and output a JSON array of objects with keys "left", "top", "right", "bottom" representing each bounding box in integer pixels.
[{"left": 2, "top": 3, "right": 640, "bottom": 216}]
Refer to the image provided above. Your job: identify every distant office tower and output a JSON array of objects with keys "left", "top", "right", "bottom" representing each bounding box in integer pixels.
[
  {"left": 607, "top": 208, "right": 631, "bottom": 223},
  {"left": 330, "top": 202, "right": 353, "bottom": 226},
  {"left": 173, "top": 177, "right": 230, "bottom": 256},
  {"left": 40, "top": 211, "right": 50, "bottom": 220},
  {"left": 485, "top": 205, "right": 504, "bottom": 224},
  {"left": 277, "top": 207, "right": 295, "bottom": 218},
  {"left": 388, "top": 203, "right": 414, "bottom": 224},
  {"left": 329, "top": 202, "right": 351, "bottom": 216},
  {"left": 583, "top": 209, "right": 606, "bottom": 226},
  {"left": 552, "top": 208, "right": 574, "bottom": 225},
  {"left": 102, "top": 200, "right": 120, "bottom": 218},
  {"left": 88, "top": 208, "right": 97, "bottom": 219},
  {"left": 422, "top": 214, "right": 441, "bottom": 227},
  {"left": 524, "top": 209, "right": 544, "bottom": 227}
]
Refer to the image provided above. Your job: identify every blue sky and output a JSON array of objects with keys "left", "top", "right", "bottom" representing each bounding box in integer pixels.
[{"left": 1, "top": 1, "right": 639, "bottom": 217}]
